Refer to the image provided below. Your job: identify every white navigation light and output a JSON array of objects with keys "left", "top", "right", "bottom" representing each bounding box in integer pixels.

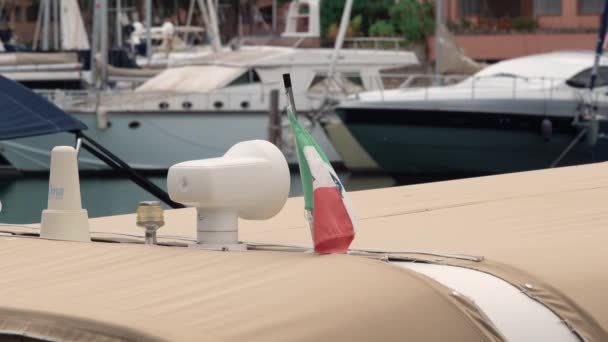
[
  {"left": 40, "top": 146, "right": 90, "bottom": 242},
  {"left": 167, "top": 140, "right": 290, "bottom": 250}
]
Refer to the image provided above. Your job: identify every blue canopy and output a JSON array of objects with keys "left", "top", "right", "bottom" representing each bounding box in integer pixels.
[{"left": 0, "top": 75, "right": 87, "bottom": 140}]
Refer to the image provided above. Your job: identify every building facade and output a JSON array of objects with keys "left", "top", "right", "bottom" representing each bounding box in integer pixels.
[
  {"left": 430, "top": 0, "right": 604, "bottom": 61},
  {"left": 1, "top": 0, "right": 40, "bottom": 45}
]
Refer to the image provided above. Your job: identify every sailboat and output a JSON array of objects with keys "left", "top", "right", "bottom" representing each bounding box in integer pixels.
[
  {"left": 0, "top": 0, "right": 91, "bottom": 89},
  {"left": 0, "top": 0, "right": 419, "bottom": 172}
]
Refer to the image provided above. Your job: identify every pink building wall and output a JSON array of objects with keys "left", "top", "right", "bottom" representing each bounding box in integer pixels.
[
  {"left": 444, "top": 0, "right": 600, "bottom": 28},
  {"left": 537, "top": 0, "right": 599, "bottom": 29},
  {"left": 436, "top": 0, "right": 601, "bottom": 61},
  {"left": 428, "top": 33, "right": 597, "bottom": 61}
]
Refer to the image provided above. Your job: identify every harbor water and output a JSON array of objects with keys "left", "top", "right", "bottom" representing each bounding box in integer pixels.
[{"left": 0, "top": 173, "right": 396, "bottom": 224}]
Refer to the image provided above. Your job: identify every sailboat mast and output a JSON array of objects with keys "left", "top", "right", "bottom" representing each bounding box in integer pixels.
[
  {"left": 145, "top": 0, "right": 152, "bottom": 61},
  {"left": 33, "top": 0, "right": 43, "bottom": 50},
  {"left": 272, "top": 0, "right": 277, "bottom": 34},
  {"left": 588, "top": 0, "right": 608, "bottom": 91},
  {"left": 91, "top": 0, "right": 108, "bottom": 89},
  {"left": 42, "top": 0, "right": 50, "bottom": 50},
  {"left": 434, "top": 0, "right": 442, "bottom": 83},
  {"left": 583, "top": 0, "right": 608, "bottom": 147},
  {"left": 185, "top": 0, "right": 195, "bottom": 42},
  {"left": 91, "top": 0, "right": 99, "bottom": 87},
  {"left": 328, "top": 0, "right": 354, "bottom": 79},
  {"left": 53, "top": 0, "right": 60, "bottom": 49},
  {"left": 100, "top": 0, "right": 108, "bottom": 88},
  {"left": 116, "top": 0, "right": 123, "bottom": 46},
  {"left": 206, "top": 0, "right": 222, "bottom": 51},
  {"left": 197, "top": 0, "right": 220, "bottom": 52}
]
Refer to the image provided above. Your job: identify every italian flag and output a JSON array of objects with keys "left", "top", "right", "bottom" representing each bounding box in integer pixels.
[{"left": 286, "top": 98, "right": 357, "bottom": 254}]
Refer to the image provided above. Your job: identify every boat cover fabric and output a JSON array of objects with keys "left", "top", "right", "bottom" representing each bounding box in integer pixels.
[
  {"left": 135, "top": 65, "right": 245, "bottom": 93},
  {"left": 173, "top": 46, "right": 291, "bottom": 67},
  {"left": 3, "top": 163, "right": 608, "bottom": 340},
  {"left": 0, "top": 75, "right": 87, "bottom": 140},
  {"left": 107, "top": 64, "right": 162, "bottom": 78},
  {"left": 0, "top": 52, "right": 79, "bottom": 66},
  {"left": 170, "top": 46, "right": 418, "bottom": 69},
  {"left": 75, "top": 161, "right": 608, "bottom": 341},
  {"left": 436, "top": 25, "right": 484, "bottom": 75},
  {"left": 0, "top": 238, "right": 502, "bottom": 342}
]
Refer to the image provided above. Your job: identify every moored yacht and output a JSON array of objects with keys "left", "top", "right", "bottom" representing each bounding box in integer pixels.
[
  {"left": 335, "top": 51, "right": 608, "bottom": 178},
  {"left": 1, "top": 46, "right": 418, "bottom": 172}
]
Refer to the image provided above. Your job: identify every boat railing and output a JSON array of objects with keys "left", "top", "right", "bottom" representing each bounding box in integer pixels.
[
  {"left": 342, "top": 37, "right": 408, "bottom": 50},
  {"left": 36, "top": 89, "right": 99, "bottom": 110},
  {"left": 379, "top": 73, "right": 469, "bottom": 89},
  {"left": 371, "top": 73, "right": 591, "bottom": 105},
  {"left": 35, "top": 74, "right": 593, "bottom": 113},
  {"left": 35, "top": 86, "right": 318, "bottom": 112}
]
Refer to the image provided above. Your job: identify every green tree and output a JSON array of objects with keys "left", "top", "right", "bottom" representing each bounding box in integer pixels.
[
  {"left": 368, "top": 20, "right": 395, "bottom": 37},
  {"left": 320, "top": 0, "right": 393, "bottom": 38},
  {"left": 389, "top": 0, "right": 434, "bottom": 43}
]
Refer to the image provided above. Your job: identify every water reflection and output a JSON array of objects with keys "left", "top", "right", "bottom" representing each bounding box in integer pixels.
[{"left": 0, "top": 173, "right": 396, "bottom": 224}]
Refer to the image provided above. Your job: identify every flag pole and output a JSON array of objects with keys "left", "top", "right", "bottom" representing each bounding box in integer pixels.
[
  {"left": 282, "top": 73, "right": 315, "bottom": 234},
  {"left": 282, "top": 73, "right": 297, "bottom": 116},
  {"left": 282, "top": 73, "right": 357, "bottom": 254}
]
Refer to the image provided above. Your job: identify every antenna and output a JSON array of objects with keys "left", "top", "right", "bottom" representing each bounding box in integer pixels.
[
  {"left": 167, "top": 140, "right": 290, "bottom": 251},
  {"left": 585, "top": 0, "right": 608, "bottom": 146},
  {"left": 40, "top": 146, "right": 90, "bottom": 242}
]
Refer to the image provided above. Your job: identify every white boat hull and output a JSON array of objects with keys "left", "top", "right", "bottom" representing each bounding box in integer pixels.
[{"left": 0, "top": 111, "right": 341, "bottom": 172}]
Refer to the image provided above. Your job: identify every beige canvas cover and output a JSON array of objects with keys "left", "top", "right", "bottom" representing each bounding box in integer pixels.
[
  {"left": 0, "top": 52, "right": 78, "bottom": 66},
  {"left": 436, "top": 25, "right": 484, "bottom": 75},
  {"left": 174, "top": 47, "right": 290, "bottom": 67},
  {"left": 0, "top": 237, "right": 501, "bottom": 342},
  {"left": 71, "top": 161, "right": 608, "bottom": 341},
  {"left": 107, "top": 65, "right": 162, "bottom": 78},
  {"left": 136, "top": 65, "right": 245, "bottom": 93},
  {"left": 3, "top": 162, "right": 608, "bottom": 340}
]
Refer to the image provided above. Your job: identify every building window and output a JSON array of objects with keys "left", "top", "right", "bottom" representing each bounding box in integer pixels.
[
  {"left": 14, "top": 6, "right": 22, "bottom": 22},
  {"left": 579, "top": 0, "right": 603, "bottom": 14},
  {"left": 460, "top": 0, "right": 482, "bottom": 16},
  {"left": 26, "top": 4, "right": 39, "bottom": 22},
  {"left": 534, "top": 0, "right": 561, "bottom": 15},
  {"left": 298, "top": 3, "right": 310, "bottom": 15}
]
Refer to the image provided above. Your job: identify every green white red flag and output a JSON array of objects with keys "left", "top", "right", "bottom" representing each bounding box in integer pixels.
[{"left": 282, "top": 74, "right": 357, "bottom": 254}]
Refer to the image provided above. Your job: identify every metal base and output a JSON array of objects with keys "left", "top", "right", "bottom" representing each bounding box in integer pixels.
[
  {"left": 40, "top": 209, "right": 90, "bottom": 242},
  {"left": 188, "top": 242, "right": 248, "bottom": 252}
]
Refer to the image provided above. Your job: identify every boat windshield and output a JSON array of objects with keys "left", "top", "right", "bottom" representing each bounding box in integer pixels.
[
  {"left": 566, "top": 66, "right": 608, "bottom": 88},
  {"left": 225, "top": 69, "right": 261, "bottom": 87},
  {"left": 457, "top": 72, "right": 530, "bottom": 86}
]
